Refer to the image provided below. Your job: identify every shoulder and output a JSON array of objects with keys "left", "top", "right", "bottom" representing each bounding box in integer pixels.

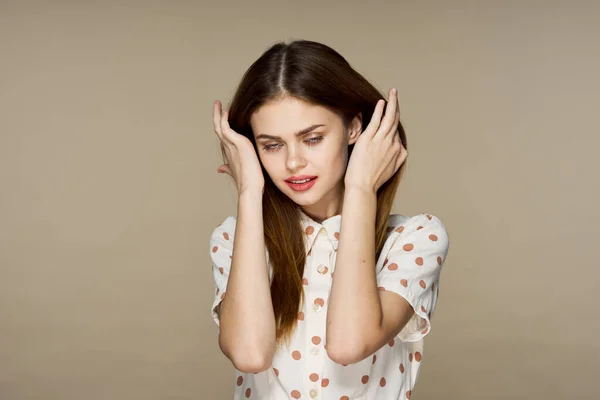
[
  {"left": 385, "top": 212, "right": 449, "bottom": 248},
  {"left": 210, "top": 216, "right": 237, "bottom": 243}
]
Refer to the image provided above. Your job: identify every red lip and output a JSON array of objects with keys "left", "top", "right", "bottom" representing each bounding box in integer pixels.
[{"left": 285, "top": 175, "right": 317, "bottom": 182}]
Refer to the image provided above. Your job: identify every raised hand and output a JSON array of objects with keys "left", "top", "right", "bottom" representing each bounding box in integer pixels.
[
  {"left": 344, "top": 88, "right": 408, "bottom": 193},
  {"left": 213, "top": 100, "right": 265, "bottom": 195}
]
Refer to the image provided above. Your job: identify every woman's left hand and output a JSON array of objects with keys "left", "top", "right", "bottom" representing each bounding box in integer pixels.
[{"left": 344, "top": 88, "right": 408, "bottom": 193}]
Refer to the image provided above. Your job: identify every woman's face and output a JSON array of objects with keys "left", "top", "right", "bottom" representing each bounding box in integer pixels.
[{"left": 250, "top": 96, "right": 360, "bottom": 219}]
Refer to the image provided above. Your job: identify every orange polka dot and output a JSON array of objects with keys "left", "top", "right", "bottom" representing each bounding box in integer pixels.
[
  {"left": 400, "top": 279, "right": 408, "bottom": 287},
  {"left": 312, "top": 336, "right": 321, "bottom": 345},
  {"left": 308, "top": 249, "right": 312, "bottom": 256},
  {"left": 429, "top": 234, "right": 438, "bottom": 241},
  {"left": 437, "top": 256, "right": 442, "bottom": 265},
  {"left": 223, "top": 232, "right": 230, "bottom": 240},
  {"left": 309, "top": 373, "right": 319, "bottom": 382},
  {"left": 387, "top": 263, "right": 398, "bottom": 271},
  {"left": 417, "top": 226, "right": 423, "bottom": 230},
  {"left": 396, "top": 226, "right": 404, "bottom": 233},
  {"left": 399, "top": 363, "right": 405, "bottom": 373},
  {"left": 216, "top": 288, "right": 219, "bottom": 295},
  {"left": 377, "top": 286, "right": 385, "bottom": 291},
  {"left": 229, "top": 255, "right": 232, "bottom": 259},
  {"left": 409, "top": 353, "right": 413, "bottom": 362},
  {"left": 406, "top": 390, "right": 412, "bottom": 398},
  {"left": 421, "top": 326, "right": 429, "bottom": 335},
  {"left": 298, "top": 311, "right": 304, "bottom": 321},
  {"left": 219, "top": 267, "right": 224, "bottom": 274},
  {"left": 212, "top": 246, "right": 218, "bottom": 253},
  {"left": 361, "top": 375, "right": 369, "bottom": 384},
  {"left": 273, "top": 368, "right": 279, "bottom": 376},
  {"left": 220, "top": 292, "right": 226, "bottom": 300},
  {"left": 388, "top": 338, "right": 395, "bottom": 347},
  {"left": 314, "top": 298, "right": 324, "bottom": 307},
  {"left": 420, "top": 305, "right": 427, "bottom": 313},
  {"left": 372, "top": 354, "right": 377, "bottom": 364},
  {"left": 403, "top": 243, "right": 414, "bottom": 251},
  {"left": 415, "top": 351, "right": 422, "bottom": 362},
  {"left": 245, "top": 388, "right": 251, "bottom": 398},
  {"left": 426, "top": 214, "right": 432, "bottom": 220},
  {"left": 380, "top": 377, "right": 387, "bottom": 387},
  {"left": 291, "top": 390, "right": 301, "bottom": 399},
  {"left": 302, "top": 278, "right": 308, "bottom": 285},
  {"left": 415, "top": 257, "right": 423, "bottom": 266},
  {"left": 237, "top": 376, "right": 243, "bottom": 386},
  {"left": 419, "top": 280, "right": 427, "bottom": 289},
  {"left": 340, "top": 396, "right": 349, "bottom": 400},
  {"left": 292, "top": 350, "right": 302, "bottom": 360},
  {"left": 305, "top": 226, "right": 314, "bottom": 235},
  {"left": 321, "top": 378, "right": 329, "bottom": 387},
  {"left": 334, "top": 232, "right": 340, "bottom": 240}
]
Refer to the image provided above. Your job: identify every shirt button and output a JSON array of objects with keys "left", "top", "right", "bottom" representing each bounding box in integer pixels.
[
  {"left": 310, "top": 389, "right": 318, "bottom": 398},
  {"left": 312, "top": 303, "right": 322, "bottom": 312},
  {"left": 311, "top": 346, "right": 320, "bottom": 355},
  {"left": 317, "top": 264, "right": 326, "bottom": 274},
  {"left": 318, "top": 230, "right": 326, "bottom": 237}
]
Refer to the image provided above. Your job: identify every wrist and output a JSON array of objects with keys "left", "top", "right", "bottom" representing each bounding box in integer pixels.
[
  {"left": 239, "top": 188, "right": 264, "bottom": 201},
  {"left": 343, "top": 183, "right": 377, "bottom": 197}
]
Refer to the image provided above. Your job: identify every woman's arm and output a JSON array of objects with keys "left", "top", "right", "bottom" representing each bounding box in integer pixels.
[
  {"left": 326, "top": 187, "right": 413, "bottom": 365},
  {"left": 218, "top": 189, "right": 276, "bottom": 373}
]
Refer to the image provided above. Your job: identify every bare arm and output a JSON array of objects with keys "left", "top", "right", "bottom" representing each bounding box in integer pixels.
[
  {"left": 326, "top": 187, "right": 413, "bottom": 365},
  {"left": 217, "top": 190, "right": 276, "bottom": 373}
]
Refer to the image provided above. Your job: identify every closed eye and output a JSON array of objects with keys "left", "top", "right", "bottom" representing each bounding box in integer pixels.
[{"left": 262, "top": 136, "right": 323, "bottom": 152}]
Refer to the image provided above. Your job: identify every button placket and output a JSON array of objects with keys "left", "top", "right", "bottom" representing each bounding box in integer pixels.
[{"left": 304, "top": 234, "right": 331, "bottom": 400}]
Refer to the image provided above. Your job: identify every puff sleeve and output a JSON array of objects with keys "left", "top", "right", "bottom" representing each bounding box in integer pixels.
[
  {"left": 376, "top": 213, "right": 450, "bottom": 342},
  {"left": 209, "top": 216, "right": 237, "bottom": 327}
]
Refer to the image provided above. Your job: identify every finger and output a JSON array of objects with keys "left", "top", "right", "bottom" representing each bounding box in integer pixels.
[
  {"left": 389, "top": 107, "right": 400, "bottom": 142},
  {"left": 376, "top": 88, "right": 398, "bottom": 139},
  {"left": 213, "top": 100, "right": 224, "bottom": 139},
  {"left": 220, "top": 109, "right": 237, "bottom": 143},
  {"left": 395, "top": 148, "right": 408, "bottom": 171},
  {"left": 216, "top": 164, "right": 231, "bottom": 175},
  {"left": 363, "top": 99, "right": 385, "bottom": 138}
]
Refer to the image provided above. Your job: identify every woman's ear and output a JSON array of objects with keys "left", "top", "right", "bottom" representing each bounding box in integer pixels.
[{"left": 347, "top": 112, "right": 363, "bottom": 145}]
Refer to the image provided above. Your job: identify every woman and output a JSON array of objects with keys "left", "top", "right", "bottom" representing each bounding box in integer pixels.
[{"left": 209, "top": 39, "right": 450, "bottom": 399}]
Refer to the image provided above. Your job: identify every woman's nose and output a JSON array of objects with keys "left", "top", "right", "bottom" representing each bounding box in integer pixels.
[{"left": 286, "top": 145, "right": 307, "bottom": 170}]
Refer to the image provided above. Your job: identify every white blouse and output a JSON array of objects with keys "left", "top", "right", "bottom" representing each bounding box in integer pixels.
[{"left": 210, "top": 209, "right": 450, "bottom": 400}]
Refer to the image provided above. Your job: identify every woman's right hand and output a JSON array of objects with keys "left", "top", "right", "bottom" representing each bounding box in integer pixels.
[{"left": 213, "top": 100, "right": 265, "bottom": 195}]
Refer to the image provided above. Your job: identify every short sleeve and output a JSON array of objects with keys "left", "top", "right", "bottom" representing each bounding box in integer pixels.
[
  {"left": 209, "top": 216, "right": 237, "bottom": 327},
  {"left": 376, "top": 213, "right": 450, "bottom": 342}
]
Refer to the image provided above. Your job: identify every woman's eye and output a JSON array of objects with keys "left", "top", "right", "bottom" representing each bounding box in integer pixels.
[
  {"left": 306, "top": 136, "right": 323, "bottom": 146},
  {"left": 262, "top": 136, "right": 323, "bottom": 152},
  {"left": 263, "top": 143, "right": 281, "bottom": 151}
]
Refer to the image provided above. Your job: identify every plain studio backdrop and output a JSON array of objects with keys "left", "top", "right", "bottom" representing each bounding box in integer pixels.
[{"left": 1, "top": 1, "right": 599, "bottom": 399}]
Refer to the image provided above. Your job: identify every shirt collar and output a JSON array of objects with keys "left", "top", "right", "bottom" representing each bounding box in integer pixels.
[{"left": 297, "top": 208, "right": 342, "bottom": 253}]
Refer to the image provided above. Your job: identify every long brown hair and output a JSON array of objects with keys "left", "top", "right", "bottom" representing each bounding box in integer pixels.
[{"left": 222, "top": 40, "right": 408, "bottom": 350}]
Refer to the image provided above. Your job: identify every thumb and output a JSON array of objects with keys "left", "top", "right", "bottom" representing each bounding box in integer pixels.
[{"left": 216, "top": 164, "right": 232, "bottom": 176}]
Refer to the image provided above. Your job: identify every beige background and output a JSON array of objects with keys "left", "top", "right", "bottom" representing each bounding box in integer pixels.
[{"left": 1, "top": 1, "right": 599, "bottom": 399}]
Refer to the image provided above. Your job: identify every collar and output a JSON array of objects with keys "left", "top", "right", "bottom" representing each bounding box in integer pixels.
[{"left": 297, "top": 208, "right": 342, "bottom": 253}]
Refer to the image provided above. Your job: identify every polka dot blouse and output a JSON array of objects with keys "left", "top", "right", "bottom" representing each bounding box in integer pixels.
[{"left": 210, "top": 209, "right": 450, "bottom": 399}]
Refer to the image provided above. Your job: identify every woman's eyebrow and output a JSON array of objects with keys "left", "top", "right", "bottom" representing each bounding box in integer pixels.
[{"left": 255, "top": 124, "right": 325, "bottom": 140}]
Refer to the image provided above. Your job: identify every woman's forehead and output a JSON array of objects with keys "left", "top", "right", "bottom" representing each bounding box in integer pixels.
[{"left": 251, "top": 97, "right": 340, "bottom": 138}]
